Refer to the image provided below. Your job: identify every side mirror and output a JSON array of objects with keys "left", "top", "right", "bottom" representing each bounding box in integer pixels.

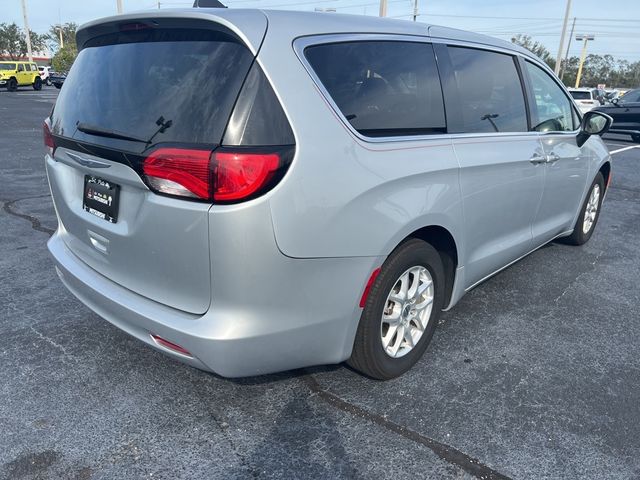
[
  {"left": 577, "top": 111, "right": 613, "bottom": 147},
  {"left": 611, "top": 97, "right": 619, "bottom": 105}
]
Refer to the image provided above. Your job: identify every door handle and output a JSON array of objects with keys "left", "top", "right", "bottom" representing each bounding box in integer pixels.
[
  {"left": 529, "top": 154, "right": 547, "bottom": 164},
  {"left": 546, "top": 153, "right": 560, "bottom": 164}
]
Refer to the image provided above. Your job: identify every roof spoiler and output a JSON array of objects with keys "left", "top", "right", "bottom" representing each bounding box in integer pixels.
[{"left": 193, "top": 0, "right": 227, "bottom": 7}]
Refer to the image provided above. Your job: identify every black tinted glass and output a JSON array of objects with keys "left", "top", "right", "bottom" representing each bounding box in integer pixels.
[
  {"left": 305, "top": 41, "right": 446, "bottom": 137},
  {"left": 570, "top": 91, "right": 591, "bottom": 100},
  {"left": 620, "top": 89, "right": 640, "bottom": 103},
  {"left": 51, "top": 28, "right": 254, "bottom": 152},
  {"left": 223, "top": 62, "right": 294, "bottom": 146},
  {"left": 448, "top": 47, "right": 527, "bottom": 133}
]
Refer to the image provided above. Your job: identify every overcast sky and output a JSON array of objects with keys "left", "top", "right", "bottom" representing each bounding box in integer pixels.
[{"left": 3, "top": 0, "right": 640, "bottom": 61}]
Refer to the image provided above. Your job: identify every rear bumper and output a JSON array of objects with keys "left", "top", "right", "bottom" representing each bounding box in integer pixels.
[{"left": 48, "top": 230, "right": 382, "bottom": 377}]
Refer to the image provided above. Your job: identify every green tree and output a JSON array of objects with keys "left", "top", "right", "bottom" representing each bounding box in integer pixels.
[
  {"left": 511, "top": 34, "right": 555, "bottom": 70},
  {"left": 0, "top": 22, "right": 46, "bottom": 60},
  {"left": 47, "top": 23, "right": 77, "bottom": 51},
  {"left": 51, "top": 44, "right": 77, "bottom": 72},
  {"left": 47, "top": 23, "right": 78, "bottom": 73}
]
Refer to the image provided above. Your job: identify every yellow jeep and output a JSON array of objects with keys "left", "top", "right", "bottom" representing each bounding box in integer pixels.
[{"left": 0, "top": 61, "right": 43, "bottom": 91}]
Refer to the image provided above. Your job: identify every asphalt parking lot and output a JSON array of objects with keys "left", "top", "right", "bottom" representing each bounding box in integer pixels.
[{"left": 1, "top": 87, "right": 639, "bottom": 480}]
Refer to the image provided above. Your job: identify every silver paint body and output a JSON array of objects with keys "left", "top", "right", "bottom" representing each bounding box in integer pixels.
[{"left": 46, "top": 9, "right": 611, "bottom": 377}]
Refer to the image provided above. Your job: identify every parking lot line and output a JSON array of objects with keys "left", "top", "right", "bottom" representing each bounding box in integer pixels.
[{"left": 610, "top": 145, "right": 640, "bottom": 155}]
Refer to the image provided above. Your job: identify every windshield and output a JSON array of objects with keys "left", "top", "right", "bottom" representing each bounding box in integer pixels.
[
  {"left": 0, "top": 64, "right": 16, "bottom": 70},
  {"left": 619, "top": 90, "right": 639, "bottom": 104},
  {"left": 50, "top": 28, "right": 253, "bottom": 153},
  {"left": 570, "top": 91, "right": 592, "bottom": 100}
]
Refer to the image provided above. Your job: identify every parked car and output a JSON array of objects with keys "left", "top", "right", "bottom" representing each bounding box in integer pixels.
[
  {"left": 568, "top": 88, "right": 600, "bottom": 113},
  {"left": 49, "top": 72, "right": 66, "bottom": 89},
  {"left": 594, "top": 88, "right": 640, "bottom": 142},
  {"left": 38, "top": 65, "right": 53, "bottom": 85},
  {"left": 0, "top": 61, "right": 42, "bottom": 91},
  {"left": 45, "top": 10, "right": 613, "bottom": 379}
]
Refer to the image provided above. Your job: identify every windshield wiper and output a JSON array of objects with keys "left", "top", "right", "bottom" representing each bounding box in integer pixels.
[{"left": 76, "top": 122, "right": 148, "bottom": 144}]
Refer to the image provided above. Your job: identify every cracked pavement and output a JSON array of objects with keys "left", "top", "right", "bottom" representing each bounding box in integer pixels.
[{"left": 1, "top": 88, "right": 640, "bottom": 479}]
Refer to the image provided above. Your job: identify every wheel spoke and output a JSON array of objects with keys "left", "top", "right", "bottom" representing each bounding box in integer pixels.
[
  {"left": 383, "top": 305, "right": 401, "bottom": 324},
  {"left": 388, "top": 291, "right": 405, "bottom": 304},
  {"left": 389, "top": 326, "right": 404, "bottom": 356},
  {"left": 382, "top": 324, "right": 399, "bottom": 349},
  {"left": 403, "top": 327, "right": 414, "bottom": 348},
  {"left": 411, "top": 316, "right": 426, "bottom": 332},
  {"left": 399, "top": 272, "right": 411, "bottom": 299},
  {"left": 416, "top": 280, "right": 432, "bottom": 298},
  {"left": 407, "top": 269, "right": 421, "bottom": 299}
]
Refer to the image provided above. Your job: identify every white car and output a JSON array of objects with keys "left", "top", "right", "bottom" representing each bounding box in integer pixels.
[
  {"left": 38, "top": 65, "right": 52, "bottom": 86},
  {"left": 569, "top": 88, "right": 599, "bottom": 114}
]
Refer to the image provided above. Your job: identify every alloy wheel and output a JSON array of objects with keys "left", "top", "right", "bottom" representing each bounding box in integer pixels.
[
  {"left": 380, "top": 266, "right": 434, "bottom": 358},
  {"left": 582, "top": 184, "right": 600, "bottom": 234}
]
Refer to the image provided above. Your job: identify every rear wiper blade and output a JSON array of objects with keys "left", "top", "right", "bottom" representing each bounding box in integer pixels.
[{"left": 76, "top": 122, "right": 147, "bottom": 143}]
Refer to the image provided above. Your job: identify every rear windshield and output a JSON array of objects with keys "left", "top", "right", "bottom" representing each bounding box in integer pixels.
[
  {"left": 570, "top": 91, "right": 591, "bottom": 100},
  {"left": 0, "top": 64, "right": 16, "bottom": 70},
  {"left": 51, "top": 28, "right": 254, "bottom": 152}
]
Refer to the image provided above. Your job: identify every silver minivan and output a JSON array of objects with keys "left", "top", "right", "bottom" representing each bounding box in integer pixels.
[{"left": 45, "top": 9, "right": 612, "bottom": 379}]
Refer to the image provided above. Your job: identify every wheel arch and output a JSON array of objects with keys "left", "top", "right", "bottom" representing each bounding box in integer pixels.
[
  {"left": 398, "top": 225, "right": 459, "bottom": 309},
  {"left": 599, "top": 161, "right": 612, "bottom": 191}
]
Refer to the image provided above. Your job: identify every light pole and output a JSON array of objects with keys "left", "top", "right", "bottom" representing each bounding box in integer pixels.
[
  {"left": 379, "top": 0, "right": 387, "bottom": 17},
  {"left": 574, "top": 34, "right": 595, "bottom": 88},
  {"left": 20, "top": 0, "right": 33, "bottom": 62},
  {"left": 412, "top": 0, "right": 418, "bottom": 21},
  {"left": 554, "top": 0, "right": 572, "bottom": 75},
  {"left": 117, "top": 0, "right": 123, "bottom": 14},
  {"left": 559, "top": 17, "right": 576, "bottom": 81}
]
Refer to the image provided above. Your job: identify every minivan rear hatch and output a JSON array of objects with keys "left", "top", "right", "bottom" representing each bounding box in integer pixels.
[{"left": 46, "top": 14, "right": 266, "bottom": 314}]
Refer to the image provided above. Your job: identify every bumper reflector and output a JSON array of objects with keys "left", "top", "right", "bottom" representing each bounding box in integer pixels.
[{"left": 150, "top": 334, "right": 193, "bottom": 357}]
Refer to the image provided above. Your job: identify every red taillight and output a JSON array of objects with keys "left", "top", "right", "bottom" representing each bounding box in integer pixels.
[
  {"left": 143, "top": 148, "right": 212, "bottom": 200},
  {"left": 142, "top": 147, "right": 285, "bottom": 202},
  {"left": 150, "top": 334, "right": 192, "bottom": 357},
  {"left": 212, "top": 151, "right": 280, "bottom": 202},
  {"left": 43, "top": 120, "right": 55, "bottom": 154},
  {"left": 359, "top": 267, "right": 381, "bottom": 308}
]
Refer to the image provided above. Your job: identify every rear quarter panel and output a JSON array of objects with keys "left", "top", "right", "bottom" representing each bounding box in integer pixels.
[{"left": 258, "top": 27, "right": 464, "bottom": 260}]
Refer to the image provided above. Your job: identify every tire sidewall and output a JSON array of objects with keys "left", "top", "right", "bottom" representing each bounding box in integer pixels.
[
  {"left": 358, "top": 240, "right": 445, "bottom": 378},
  {"left": 33, "top": 77, "right": 42, "bottom": 90},
  {"left": 575, "top": 173, "right": 605, "bottom": 244},
  {"left": 8, "top": 78, "right": 17, "bottom": 92}
]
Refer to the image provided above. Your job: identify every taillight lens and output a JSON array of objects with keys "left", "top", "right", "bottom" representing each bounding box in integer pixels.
[
  {"left": 212, "top": 151, "right": 280, "bottom": 202},
  {"left": 143, "top": 148, "right": 212, "bottom": 200},
  {"left": 142, "top": 147, "right": 288, "bottom": 203},
  {"left": 43, "top": 119, "right": 55, "bottom": 155}
]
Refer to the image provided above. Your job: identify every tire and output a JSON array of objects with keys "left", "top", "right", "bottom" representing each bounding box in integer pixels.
[
  {"left": 7, "top": 78, "right": 17, "bottom": 92},
  {"left": 45, "top": 78, "right": 51, "bottom": 86},
  {"left": 33, "top": 77, "right": 42, "bottom": 91},
  {"left": 562, "top": 172, "right": 605, "bottom": 246},
  {"left": 348, "top": 238, "right": 446, "bottom": 380}
]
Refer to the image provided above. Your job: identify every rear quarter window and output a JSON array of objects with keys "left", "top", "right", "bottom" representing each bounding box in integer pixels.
[{"left": 304, "top": 40, "right": 446, "bottom": 138}]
